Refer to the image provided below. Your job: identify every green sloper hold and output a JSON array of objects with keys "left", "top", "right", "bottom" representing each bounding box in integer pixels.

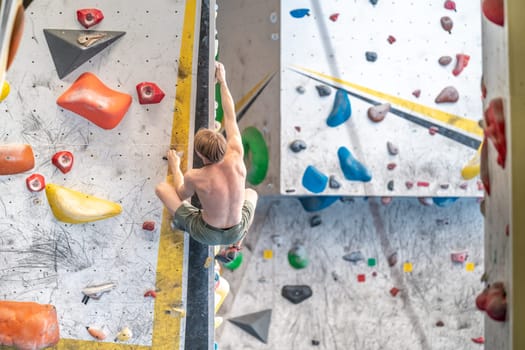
[
  {"left": 223, "top": 251, "right": 243, "bottom": 270},
  {"left": 327, "top": 89, "right": 351, "bottom": 127},
  {"left": 242, "top": 127, "right": 269, "bottom": 185},
  {"left": 288, "top": 245, "right": 309, "bottom": 269}
]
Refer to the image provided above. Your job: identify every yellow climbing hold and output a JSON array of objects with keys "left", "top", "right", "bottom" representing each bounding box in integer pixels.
[
  {"left": 45, "top": 183, "right": 122, "bottom": 223},
  {"left": 0, "top": 81, "right": 10, "bottom": 102},
  {"left": 461, "top": 141, "right": 483, "bottom": 180}
]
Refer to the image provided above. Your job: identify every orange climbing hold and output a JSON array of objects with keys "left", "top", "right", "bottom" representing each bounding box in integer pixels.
[
  {"left": 0, "top": 144, "right": 34, "bottom": 175},
  {"left": 0, "top": 300, "right": 60, "bottom": 350},
  {"left": 57, "top": 72, "right": 132, "bottom": 130}
]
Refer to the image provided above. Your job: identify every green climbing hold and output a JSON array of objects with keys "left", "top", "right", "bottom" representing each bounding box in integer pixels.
[
  {"left": 288, "top": 245, "right": 309, "bottom": 269},
  {"left": 368, "top": 258, "right": 376, "bottom": 267},
  {"left": 224, "top": 251, "right": 243, "bottom": 270},
  {"left": 242, "top": 127, "right": 269, "bottom": 185}
]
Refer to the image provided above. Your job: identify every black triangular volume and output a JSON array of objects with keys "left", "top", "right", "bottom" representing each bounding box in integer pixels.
[
  {"left": 281, "top": 285, "right": 313, "bottom": 304},
  {"left": 43, "top": 29, "right": 125, "bottom": 79},
  {"left": 229, "top": 309, "right": 272, "bottom": 344}
]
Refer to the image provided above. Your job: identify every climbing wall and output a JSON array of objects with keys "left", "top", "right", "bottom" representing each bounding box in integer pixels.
[
  {"left": 281, "top": 0, "right": 484, "bottom": 197},
  {"left": 0, "top": 0, "right": 188, "bottom": 346},
  {"left": 217, "top": 0, "right": 484, "bottom": 197},
  {"left": 479, "top": 0, "right": 511, "bottom": 348},
  {"left": 216, "top": 197, "right": 485, "bottom": 349}
]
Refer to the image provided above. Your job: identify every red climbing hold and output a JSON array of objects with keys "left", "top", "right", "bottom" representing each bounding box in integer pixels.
[
  {"left": 76, "top": 8, "right": 104, "bottom": 29},
  {"left": 52, "top": 151, "right": 74, "bottom": 174},
  {"left": 390, "top": 287, "right": 400, "bottom": 297},
  {"left": 144, "top": 290, "right": 157, "bottom": 298},
  {"left": 387, "top": 163, "right": 396, "bottom": 170},
  {"left": 142, "top": 221, "right": 156, "bottom": 231},
  {"left": 481, "top": 76, "right": 487, "bottom": 99},
  {"left": 444, "top": 0, "right": 456, "bottom": 11},
  {"left": 482, "top": 0, "right": 504, "bottom": 26},
  {"left": 484, "top": 97, "right": 506, "bottom": 168},
  {"left": 329, "top": 13, "right": 339, "bottom": 22},
  {"left": 357, "top": 274, "right": 366, "bottom": 283},
  {"left": 429, "top": 126, "right": 439, "bottom": 135},
  {"left": 136, "top": 82, "right": 165, "bottom": 104},
  {"left": 480, "top": 137, "right": 490, "bottom": 195},
  {"left": 472, "top": 337, "right": 485, "bottom": 344},
  {"left": 26, "top": 173, "right": 46, "bottom": 192},
  {"left": 387, "top": 35, "right": 396, "bottom": 44},
  {"left": 453, "top": 54, "right": 470, "bottom": 76},
  {"left": 417, "top": 181, "right": 430, "bottom": 187}
]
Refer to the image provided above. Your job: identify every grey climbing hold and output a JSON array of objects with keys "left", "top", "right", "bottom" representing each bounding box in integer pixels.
[
  {"left": 387, "top": 141, "right": 399, "bottom": 155},
  {"left": 281, "top": 285, "right": 313, "bottom": 304},
  {"left": 435, "top": 86, "right": 459, "bottom": 103},
  {"left": 369, "top": 0, "right": 378, "bottom": 5},
  {"left": 365, "top": 51, "right": 378, "bottom": 62},
  {"left": 43, "top": 29, "right": 126, "bottom": 79},
  {"left": 296, "top": 86, "right": 306, "bottom": 94},
  {"left": 290, "top": 139, "right": 307, "bottom": 153},
  {"left": 329, "top": 175, "right": 341, "bottom": 189},
  {"left": 387, "top": 180, "right": 394, "bottom": 191},
  {"left": 310, "top": 215, "right": 321, "bottom": 227},
  {"left": 387, "top": 252, "right": 398, "bottom": 267},
  {"left": 229, "top": 309, "right": 272, "bottom": 344},
  {"left": 316, "top": 85, "right": 331, "bottom": 97},
  {"left": 438, "top": 56, "right": 453, "bottom": 66},
  {"left": 343, "top": 250, "right": 364, "bottom": 263},
  {"left": 441, "top": 16, "right": 453, "bottom": 33},
  {"left": 368, "top": 103, "right": 391, "bottom": 122}
]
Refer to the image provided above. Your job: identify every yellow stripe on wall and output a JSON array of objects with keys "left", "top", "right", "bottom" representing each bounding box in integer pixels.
[
  {"left": 53, "top": 1, "right": 199, "bottom": 349},
  {"left": 294, "top": 65, "right": 483, "bottom": 138}
]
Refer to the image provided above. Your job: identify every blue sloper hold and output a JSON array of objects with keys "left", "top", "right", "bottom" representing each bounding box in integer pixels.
[
  {"left": 290, "top": 8, "right": 310, "bottom": 18},
  {"left": 326, "top": 89, "right": 351, "bottom": 127},
  {"left": 298, "top": 196, "right": 340, "bottom": 212},
  {"left": 337, "top": 147, "right": 372, "bottom": 182},
  {"left": 432, "top": 197, "right": 459, "bottom": 207},
  {"left": 302, "top": 165, "right": 328, "bottom": 193}
]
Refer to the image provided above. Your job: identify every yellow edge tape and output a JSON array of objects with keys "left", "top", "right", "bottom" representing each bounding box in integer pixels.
[
  {"left": 294, "top": 65, "right": 483, "bottom": 137},
  {"left": 53, "top": 1, "right": 198, "bottom": 349}
]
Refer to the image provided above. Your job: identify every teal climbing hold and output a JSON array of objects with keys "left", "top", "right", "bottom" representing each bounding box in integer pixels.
[
  {"left": 298, "top": 196, "right": 340, "bottom": 212},
  {"left": 288, "top": 245, "right": 309, "bottom": 269},
  {"left": 432, "top": 197, "right": 459, "bottom": 207},
  {"left": 302, "top": 165, "right": 328, "bottom": 193},
  {"left": 337, "top": 147, "right": 372, "bottom": 182},
  {"left": 290, "top": 9, "right": 310, "bottom": 18},
  {"left": 327, "top": 89, "right": 351, "bottom": 127}
]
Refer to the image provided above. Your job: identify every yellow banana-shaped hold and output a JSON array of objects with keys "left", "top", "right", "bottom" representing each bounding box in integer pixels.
[
  {"left": 461, "top": 140, "right": 483, "bottom": 180},
  {"left": 0, "top": 81, "right": 10, "bottom": 101},
  {"left": 45, "top": 183, "right": 122, "bottom": 223},
  {"left": 114, "top": 326, "right": 133, "bottom": 342}
]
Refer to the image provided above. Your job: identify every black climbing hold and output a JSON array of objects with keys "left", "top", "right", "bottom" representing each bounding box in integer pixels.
[
  {"left": 229, "top": 309, "right": 272, "bottom": 344},
  {"left": 312, "top": 339, "right": 321, "bottom": 346},
  {"left": 43, "top": 29, "right": 126, "bottom": 79},
  {"left": 365, "top": 51, "right": 378, "bottom": 62},
  {"left": 296, "top": 86, "right": 306, "bottom": 94},
  {"left": 387, "top": 180, "right": 394, "bottom": 191},
  {"left": 316, "top": 85, "right": 331, "bottom": 97},
  {"left": 329, "top": 175, "right": 341, "bottom": 189},
  {"left": 369, "top": 0, "right": 378, "bottom": 5},
  {"left": 290, "top": 139, "right": 307, "bottom": 153},
  {"left": 281, "top": 285, "right": 313, "bottom": 304},
  {"left": 310, "top": 215, "right": 321, "bottom": 227}
]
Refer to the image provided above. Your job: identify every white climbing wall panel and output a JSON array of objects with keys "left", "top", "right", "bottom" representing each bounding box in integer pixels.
[
  {"left": 0, "top": 0, "right": 185, "bottom": 345},
  {"left": 280, "top": 1, "right": 484, "bottom": 197}
]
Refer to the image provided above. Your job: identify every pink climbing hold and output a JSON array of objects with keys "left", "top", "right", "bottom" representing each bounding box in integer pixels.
[
  {"left": 329, "top": 13, "right": 339, "bottom": 22},
  {"left": 444, "top": 0, "right": 457, "bottom": 11},
  {"left": 417, "top": 181, "right": 430, "bottom": 187},
  {"left": 451, "top": 250, "right": 468, "bottom": 263},
  {"left": 405, "top": 181, "right": 414, "bottom": 189},
  {"left": 429, "top": 126, "right": 439, "bottom": 135},
  {"left": 387, "top": 163, "right": 396, "bottom": 170},
  {"left": 453, "top": 54, "right": 470, "bottom": 76},
  {"left": 387, "top": 35, "right": 396, "bottom": 44},
  {"left": 381, "top": 197, "right": 393, "bottom": 205},
  {"left": 435, "top": 86, "right": 459, "bottom": 103},
  {"left": 441, "top": 16, "right": 453, "bottom": 33},
  {"left": 412, "top": 89, "right": 421, "bottom": 98}
]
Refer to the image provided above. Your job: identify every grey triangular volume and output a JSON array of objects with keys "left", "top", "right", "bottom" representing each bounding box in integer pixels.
[
  {"left": 43, "top": 29, "right": 125, "bottom": 79},
  {"left": 229, "top": 309, "right": 272, "bottom": 344}
]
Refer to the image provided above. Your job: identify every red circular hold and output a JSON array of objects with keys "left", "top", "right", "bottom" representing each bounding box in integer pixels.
[{"left": 482, "top": 0, "right": 504, "bottom": 26}]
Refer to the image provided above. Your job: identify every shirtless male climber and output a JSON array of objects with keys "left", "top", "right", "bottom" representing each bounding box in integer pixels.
[{"left": 155, "top": 61, "right": 258, "bottom": 263}]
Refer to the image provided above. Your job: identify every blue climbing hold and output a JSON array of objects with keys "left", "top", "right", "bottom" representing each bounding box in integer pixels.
[
  {"left": 327, "top": 89, "right": 351, "bottom": 127},
  {"left": 432, "top": 197, "right": 459, "bottom": 207},
  {"left": 370, "top": 0, "right": 379, "bottom": 5},
  {"left": 302, "top": 165, "right": 328, "bottom": 193},
  {"left": 365, "top": 51, "right": 378, "bottom": 62},
  {"left": 337, "top": 147, "right": 372, "bottom": 182},
  {"left": 298, "top": 196, "right": 340, "bottom": 212},
  {"left": 290, "top": 8, "right": 310, "bottom": 18}
]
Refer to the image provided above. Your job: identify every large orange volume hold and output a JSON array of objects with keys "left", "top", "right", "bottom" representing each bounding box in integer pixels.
[
  {"left": 0, "top": 144, "right": 35, "bottom": 175},
  {"left": 0, "top": 301, "right": 60, "bottom": 350},
  {"left": 56, "top": 72, "right": 132, "bottom": 130}
]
